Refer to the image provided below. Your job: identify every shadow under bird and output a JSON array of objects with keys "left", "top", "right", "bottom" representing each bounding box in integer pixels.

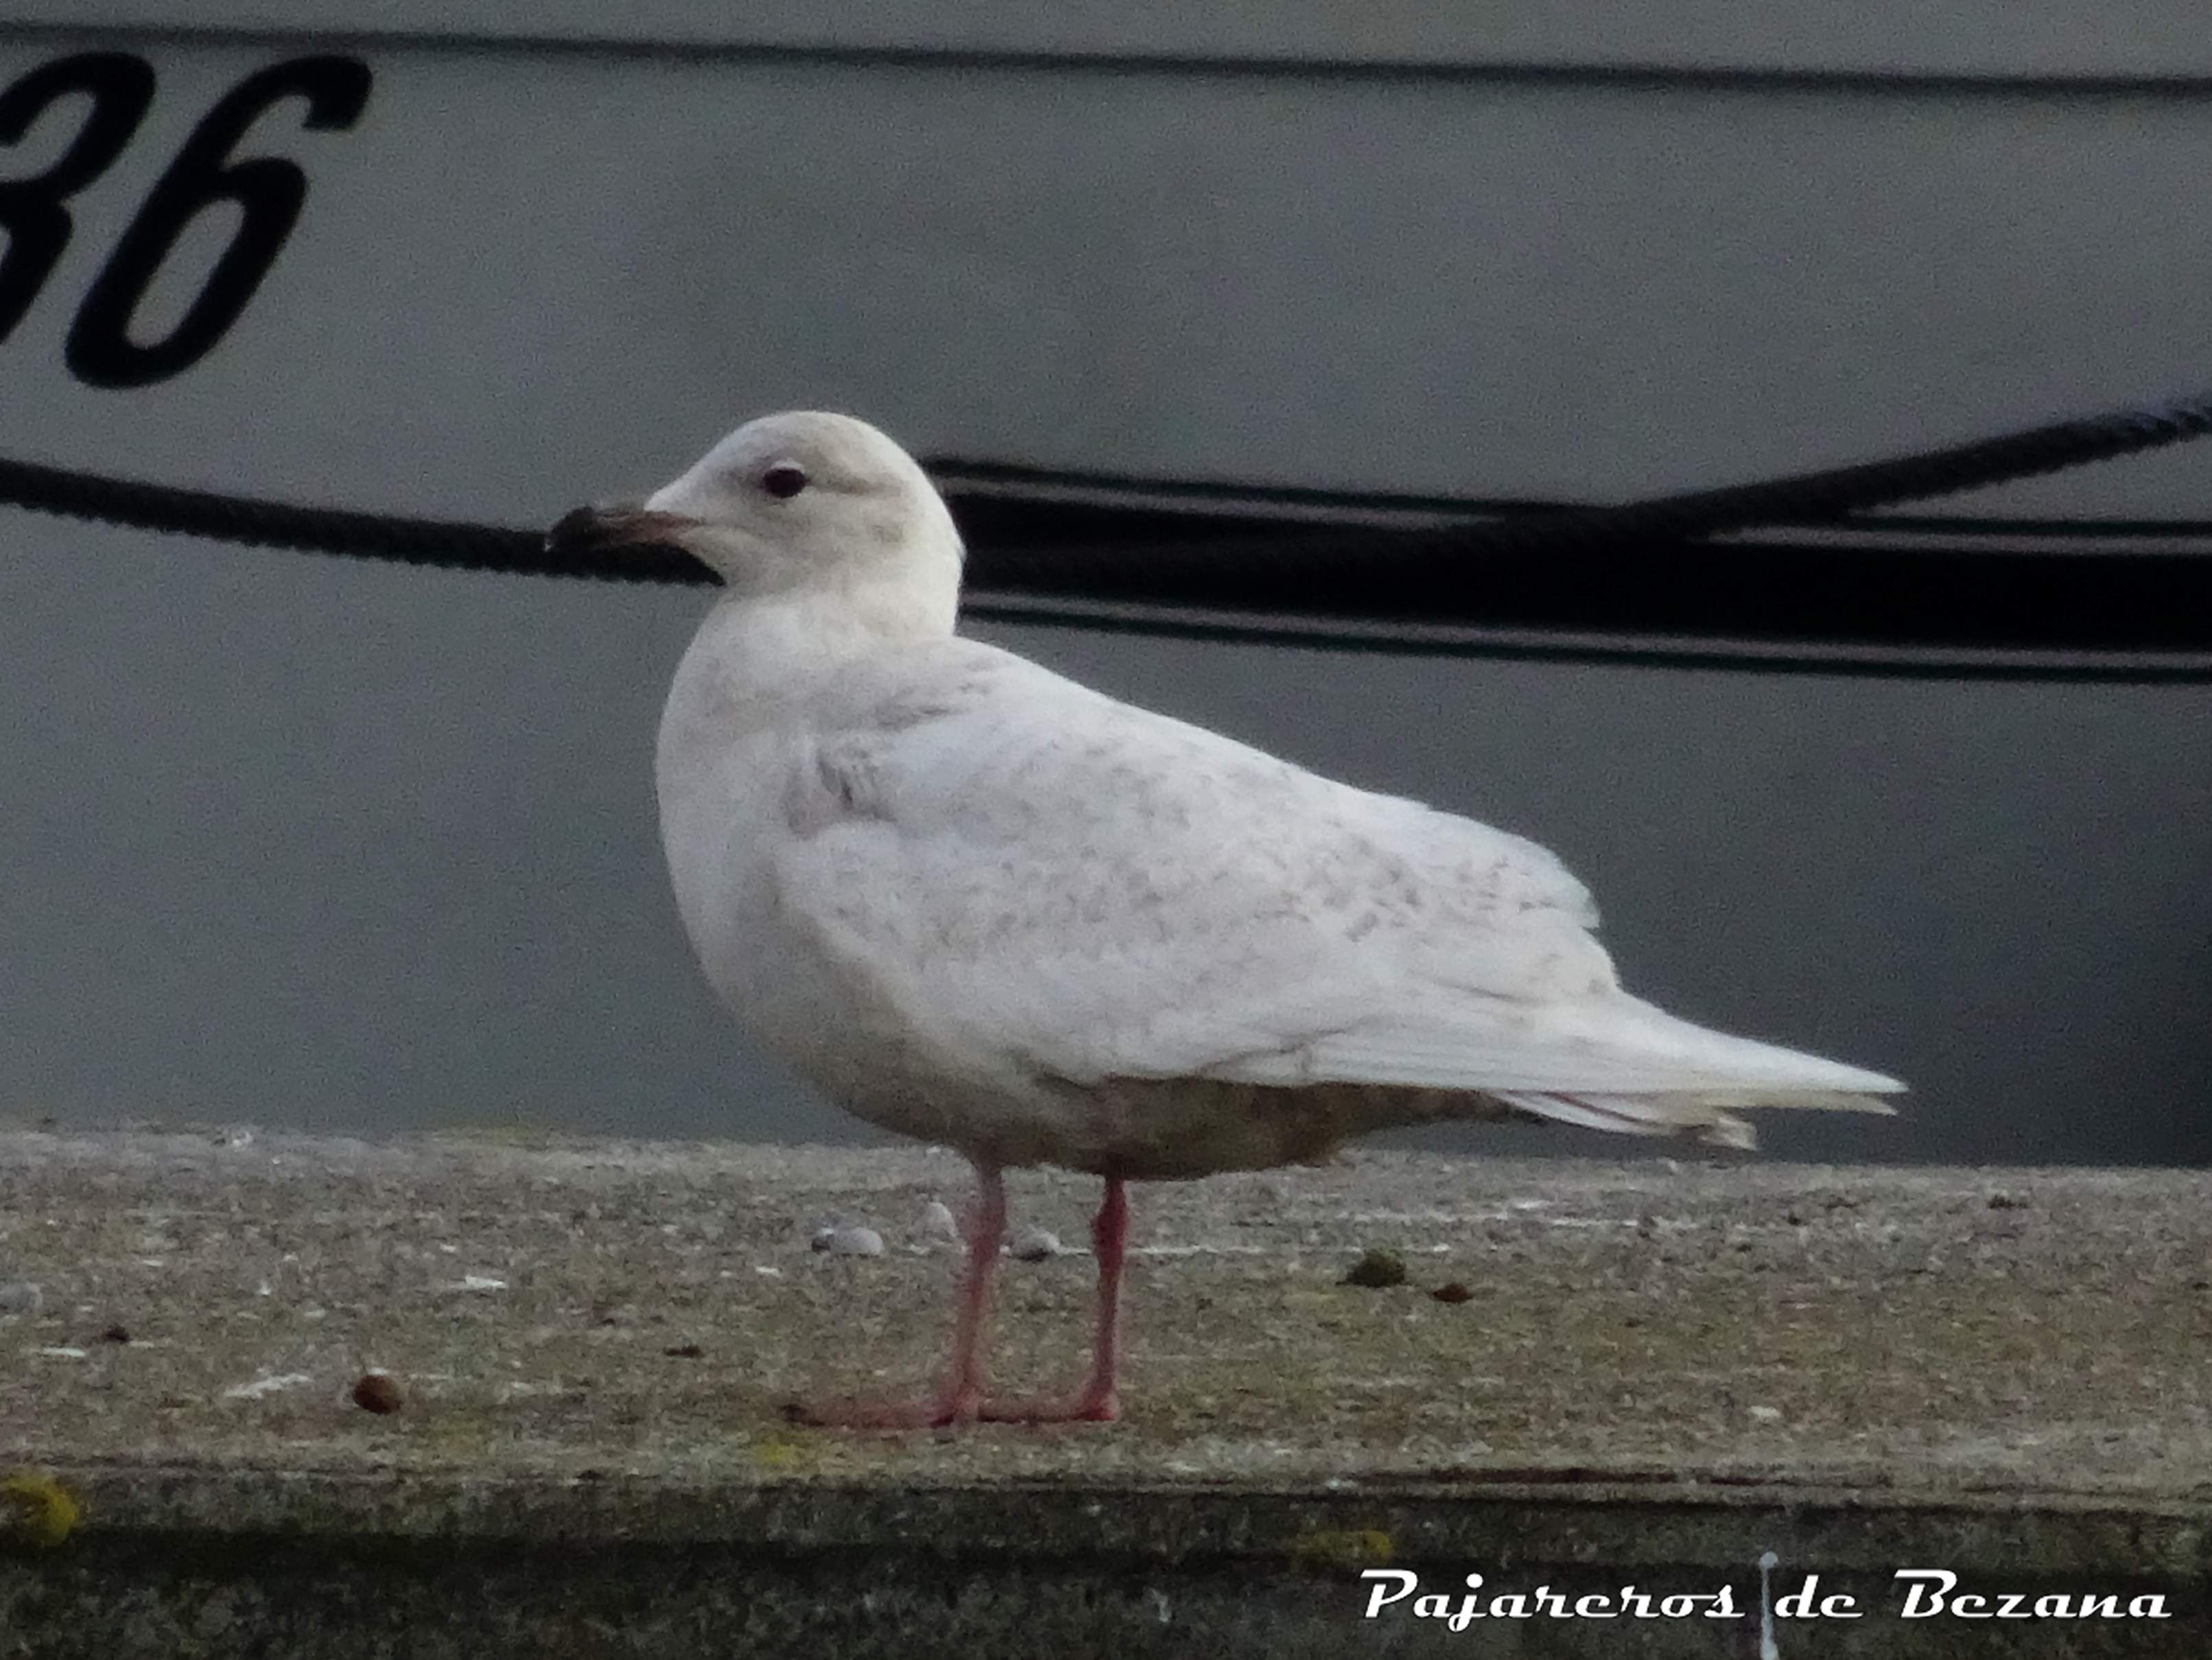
[{"left": 548, "top": 411, "right": 1904, "bottom": 1429}]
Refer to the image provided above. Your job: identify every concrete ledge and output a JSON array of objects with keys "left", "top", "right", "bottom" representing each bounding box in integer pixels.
[{"left": 2, "top": 1132, "right": 2207, "bottom": 1655}]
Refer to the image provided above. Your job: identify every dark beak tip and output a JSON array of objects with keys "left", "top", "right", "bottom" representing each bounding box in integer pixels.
[
  {"left": 543, "top": 502, "right": 703, "bottom": 572},
  {"left": 545, "top": 503, "right": 606, "bottom": 552}
]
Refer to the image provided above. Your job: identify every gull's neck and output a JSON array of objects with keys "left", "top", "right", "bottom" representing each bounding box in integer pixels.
[{"left": 664, "top": 572, "right": 958, "bottom": 736}]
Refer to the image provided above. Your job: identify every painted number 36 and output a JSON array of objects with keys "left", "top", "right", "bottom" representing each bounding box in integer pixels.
[{"left": 0, "top": 51, "right": 371, "bottom": 388}]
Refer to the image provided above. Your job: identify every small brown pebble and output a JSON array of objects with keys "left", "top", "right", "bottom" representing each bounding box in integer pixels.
[
  {"left": 351, "top": 1372, "right": 406, "bottom": 1414},
  {"left": 98, "top": 1324, "right": 130, "bottom": 1344},
  {"left": 1341, "top": 1249, "right": 1407, "bottom": 1289},
  {"left": 663, "top": 1342, "right": 705, "bottom": 1359},
  {"left": 1431, "top": 1282, "right": 1474, "bottom": 1305}
]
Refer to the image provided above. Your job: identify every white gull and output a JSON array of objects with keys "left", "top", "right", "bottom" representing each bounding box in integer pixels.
[{"left": 550, "top": 410, "right": 1902, "bottom": 1428}]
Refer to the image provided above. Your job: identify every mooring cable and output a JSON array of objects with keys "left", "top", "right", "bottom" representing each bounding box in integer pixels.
[
  {"left": 940, "top": 388, "right": 2212, "bottom": 603},
  {"left": 0, "top": 454, "right": 698, "bottom": 585},
  {"left": 5, "top": 387, "right": 2212, "bottom": 677},
  {"left": 934, "top": 388, "right": 2212, "bottom": 559}
]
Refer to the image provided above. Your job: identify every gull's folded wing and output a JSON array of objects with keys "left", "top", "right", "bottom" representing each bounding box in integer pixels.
[{"left": 770, "top": 641, "right": 1900, "bottom": 1114}]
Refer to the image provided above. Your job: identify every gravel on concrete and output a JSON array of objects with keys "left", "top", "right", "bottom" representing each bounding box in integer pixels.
[{"left": 1, "top": 1129, "right": 2207, "bottom": 1656}]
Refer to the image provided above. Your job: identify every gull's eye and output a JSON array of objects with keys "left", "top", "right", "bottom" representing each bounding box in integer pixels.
[{"left": 761, "top": 463, "right": 808, "bottom": 500}]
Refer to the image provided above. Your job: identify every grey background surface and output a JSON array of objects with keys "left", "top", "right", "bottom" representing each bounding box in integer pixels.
[
  {"left": 19, "top": 0, "right": 2212, "bottom": 78},
  {"left": 2, "top": 29, "right": 2208, "bottom": 1164}
]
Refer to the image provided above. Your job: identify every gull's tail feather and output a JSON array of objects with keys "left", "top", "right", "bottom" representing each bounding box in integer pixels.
[
  {"left": 1496, "top": 1084, "right": 1899, "bottom": 1152},
  {"left": 1215, "top": 988, "right": 1908, "bottom": 1114}
]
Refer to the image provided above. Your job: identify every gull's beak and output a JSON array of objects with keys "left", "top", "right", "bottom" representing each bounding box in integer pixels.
[{"left": 545, "top": 501, "right": 700, "bottom": 559}]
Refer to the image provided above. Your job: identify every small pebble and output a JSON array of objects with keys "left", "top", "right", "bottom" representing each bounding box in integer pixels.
[
  {"left": 1748, "top": 1404, "right": 1784, "bottom": 1422},
  {"left": 98, "top": 1324, "right": 130, "bottom": 1344},
  {"left": 1008, "top": 1226, "right": 1061, "bottom": 1261},
  {"left": 1986, "top": 1192, "right": 2028, "bottom": 1211},
  {"left": 0, "top": 1283, "right": 40, "bottom": 1316},
  {"left": 1431, "top": 1282, "right": 1474, "bottom": 1305},
  {"left": 1341, "top": 1250, "right": 1407, "bottom": 1289},
  {"left": 813, "top": 1224, "right": 884, "bottom": 1257},
  {"left": 917, "top": 1200, "right": 960, "bottom": 1245},
  {"left": 663, "top": 1342, "right": 705, "bottom": 1359},
  {"left": 350, "top": 1372, "right": 406, "bottom": 1414}
]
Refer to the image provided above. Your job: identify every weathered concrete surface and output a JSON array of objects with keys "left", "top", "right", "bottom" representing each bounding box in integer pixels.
[{"left": 1, "top": 1130, "right": 2207, "bottom": 1657}]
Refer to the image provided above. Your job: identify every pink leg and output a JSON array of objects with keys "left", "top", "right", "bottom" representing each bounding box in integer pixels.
[
  {"left": 978, "top": 1176, "right": 1127, "bottom": 1424},
  {"left": 788, "top": 1164, "right": 1007, "bottom": 1429}
]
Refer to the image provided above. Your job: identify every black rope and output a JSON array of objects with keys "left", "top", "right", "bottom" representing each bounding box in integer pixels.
[
  {"left": 965, "top": 595, "right": 2212, "bottom": 683},
  {"left": 1612, "top": 395, "right": 2212, "bottom": 532},
  {"left": 6, "top": 387, "right": 2212, "bottom": 677},
  {"left": 944, "top": 388, "right": 2212, "bottom": 597},
  {"left": 0, "top": 454, "right": 713, "bottom": 586}
]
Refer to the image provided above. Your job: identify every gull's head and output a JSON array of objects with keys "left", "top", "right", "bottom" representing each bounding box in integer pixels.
[{"left": 549, "top": 411, "right": 963, "bottom": 631}]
